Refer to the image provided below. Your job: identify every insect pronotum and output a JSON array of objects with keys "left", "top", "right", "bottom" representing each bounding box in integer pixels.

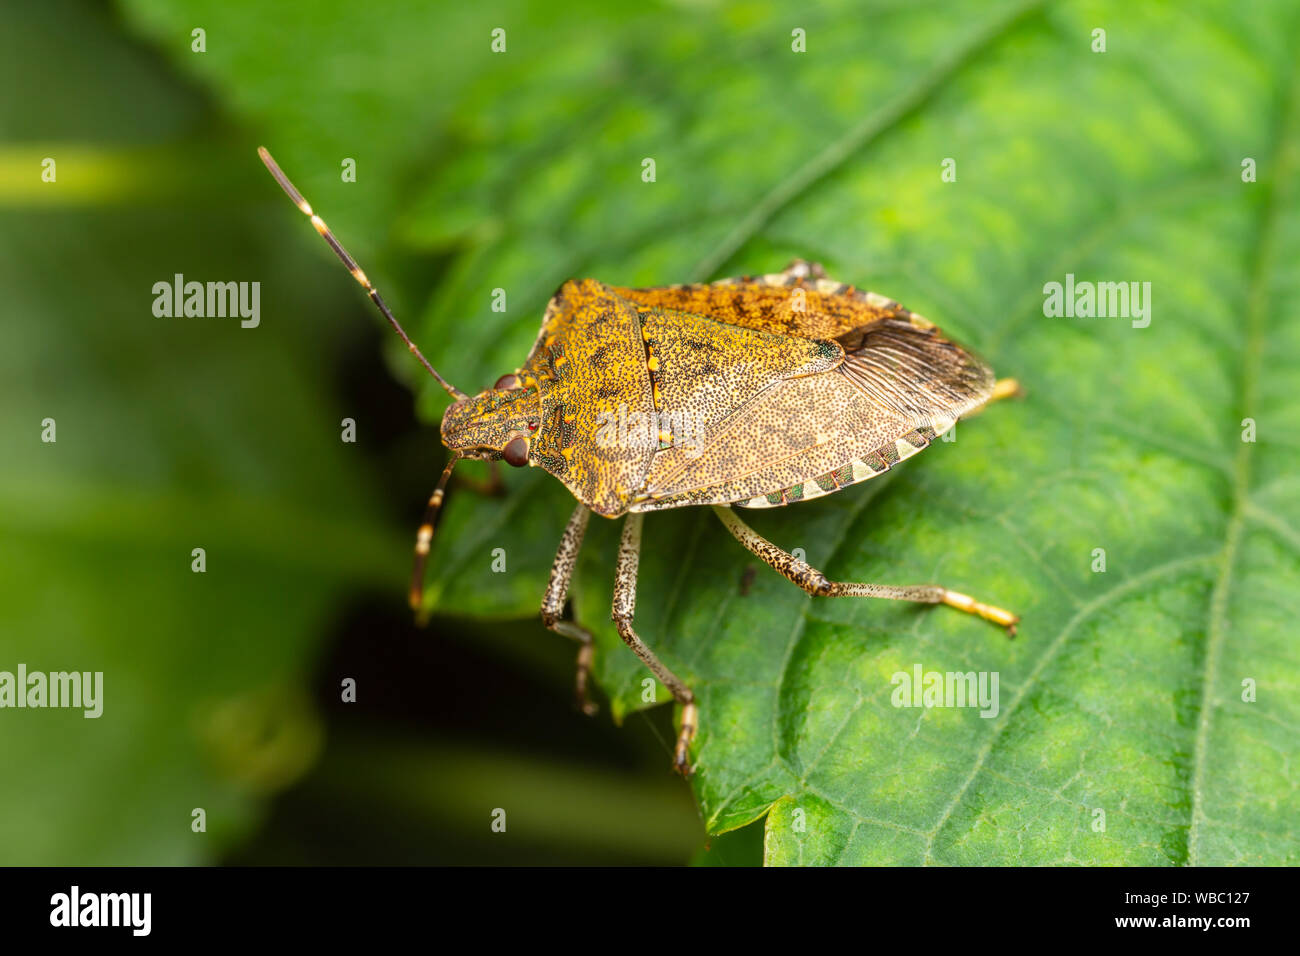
[{"left": 258, "top": 147, "right": 1021, "bottom": 775}]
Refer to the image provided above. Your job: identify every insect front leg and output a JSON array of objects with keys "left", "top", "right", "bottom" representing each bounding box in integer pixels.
[
  {"left": 612, "top": 513, "right": 699, "bottom": 776},
  {"left": 713, "top": 506, "right": 1019, "bottom": 635},
  {"left": 540, "top": 504, "right": 598, "bottom": 716}
]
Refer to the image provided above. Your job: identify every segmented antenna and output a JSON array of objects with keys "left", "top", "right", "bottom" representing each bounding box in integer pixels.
[
  {"left": 410, "top": 454, "right": 463, "bottom": 611},
  {"left": 257, "top": 146, "right": 468, "bottom": 402}
]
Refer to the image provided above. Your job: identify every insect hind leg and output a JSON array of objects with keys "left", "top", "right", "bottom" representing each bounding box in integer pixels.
[
  {"left": 540, "top": 504, "right": 598, "bottom": 715},
  {"left": 964, "top": 378, "right": 1024, "bottom": 419},
  {"left": 713, "top": 506, "right": 1019, "bottom": 635}
]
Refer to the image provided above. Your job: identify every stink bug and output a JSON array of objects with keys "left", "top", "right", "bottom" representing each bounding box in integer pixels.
[{"left": 259, "top": 147, "right": 1021, "bottom": 776}]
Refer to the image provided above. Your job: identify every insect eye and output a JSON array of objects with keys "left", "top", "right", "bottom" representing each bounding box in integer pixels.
[
  {"left": 503, "top": 436, "right": 529, "bottom": 467},
  {"left": 494, "top": 373, "right": 520, "bottom": 391}
]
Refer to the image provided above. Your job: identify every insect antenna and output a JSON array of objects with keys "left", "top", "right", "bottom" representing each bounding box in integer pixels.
[
  {"left": 257, "top": 146, "right": 468, "bottom": 402},
  {"left": 409, "top": 453, "right": 463, "bottom": 611}
]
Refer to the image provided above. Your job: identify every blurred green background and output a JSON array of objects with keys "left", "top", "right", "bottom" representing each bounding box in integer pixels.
[
  {"left": 1, "top": 0, "right": 1296, "bottom": 865},
  {"left": 0, "top": 0, "right": 710, "bottom": 866}
]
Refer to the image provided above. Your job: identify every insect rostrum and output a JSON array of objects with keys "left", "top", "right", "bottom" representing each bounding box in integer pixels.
[{"left": 259, "top": 147, "right": 1020, "bottom": 776}]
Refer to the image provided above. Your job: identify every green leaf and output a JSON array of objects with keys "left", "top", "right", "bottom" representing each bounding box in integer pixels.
[{"left": 121, "top": 0, "right": 1300, "bottom": 864}]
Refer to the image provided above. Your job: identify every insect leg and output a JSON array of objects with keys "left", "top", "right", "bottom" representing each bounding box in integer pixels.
[
  {"left": 713, "top": 506, "right": 1019, "bottom": 635},
  {"left": 964, "top": 378, "right": 1023, "bottom": 418},
  {"left": 780, "top": 258, "right": 827, "bottom": 280},
  {"left": 612, "top": 513, "right": 698, "bottom": 776},
  {"left": 989, "top": 378, "right": 1022, "bottom": 402},
  {"left": 540, "top": 504, "right": 598, "bottom": 716}
]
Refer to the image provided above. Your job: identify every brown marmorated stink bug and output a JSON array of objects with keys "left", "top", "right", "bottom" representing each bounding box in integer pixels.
[{"left": 259, "top": 147, "right": 1021, "bottom": 776}]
